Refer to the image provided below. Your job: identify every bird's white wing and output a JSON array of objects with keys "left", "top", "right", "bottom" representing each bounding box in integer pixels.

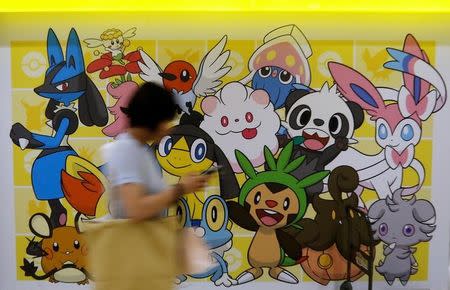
[
  {"left": 83, "top": 38, "right": 103, "bottom": 48},
  {"left": 138, "top": 50, "right": 163, "bottom": 85},
  {"left": 193, "top": 35, "right": 231, "bottom": 97},
  {"left": 122, "top": 27, "right": 137, "bottom": 39}
]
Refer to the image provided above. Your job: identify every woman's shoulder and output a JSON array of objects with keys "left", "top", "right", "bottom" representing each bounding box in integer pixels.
[{"left": 101, "top": 137, "right": 140, "bottom": 160}]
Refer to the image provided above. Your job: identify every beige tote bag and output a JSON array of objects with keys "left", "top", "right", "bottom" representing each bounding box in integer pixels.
[{"left": 85, "top": 216, "right": 213, "bottom": 290}]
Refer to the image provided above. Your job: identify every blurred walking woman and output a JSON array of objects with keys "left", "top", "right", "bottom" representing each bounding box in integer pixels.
[{"left": 91, "top": 82, "right": 208, "bottom": 290}]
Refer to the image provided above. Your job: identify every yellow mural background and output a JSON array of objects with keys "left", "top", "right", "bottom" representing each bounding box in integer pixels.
[{"left": 11, "top": 26, "right": 435, "bottom": 284}]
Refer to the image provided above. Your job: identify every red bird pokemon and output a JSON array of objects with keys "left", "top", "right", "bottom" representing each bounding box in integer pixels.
[{"left": 138, "top": 36, "right": 231, "bottom": 114}]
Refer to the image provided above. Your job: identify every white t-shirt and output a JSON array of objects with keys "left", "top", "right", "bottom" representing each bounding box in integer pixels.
[{"left": 101, "top": 132, "right": 167, "bottom": 218}]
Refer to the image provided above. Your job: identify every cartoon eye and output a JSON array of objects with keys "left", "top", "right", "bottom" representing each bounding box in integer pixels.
[
  {"left": 206, "top": 198, "right": 226, "bottom": 232},
  {"left": 212, "top": 207, "right": 217, "bottom": 222},
  {"left": 158, "top": 136, "right": 172, "bottom": 157},
  {"left": 329, "top": 114, "right": 343, "bottom": 135},
  {"left": 258, "top": 66, "right": 271, "bottom": 78},
  {"left": 279, "top": 70, "right": 293, "bottom": 84},
  {"left": 110, "top": 40, "right": 114, "bottom": 45},
  {"left": 401, "top": 124, "right": 414, "bottom": 141},
  {"left": 53, "top": 242, "right": 59, "bottom": 252},
  {"left": 176, "top": 200, "right": 187, "bottom": 226},
  {"left": 56, "top": 82, "right": 69, "bottom": 91},
  {"left": 289, "top": 105, "right": 311, "bottom": 130},
  {"left": 254, "top": 191, "right": 261, "bottom": 204},
  {"left": 221, "top": 116, "right": 229, "bottom": 127},
  {"left": 283, "top": 198, "right": 290, "bottom": 210},
  {"left": 180, "top": 70, "right": 190, "bottom": 82},
  {"left": 191, "top": 139, "right": 207, "bottom": 163},
  {"left": 74, "top": 240, "right": 80, "bottom": 249},
  {"left": 116, "top": 39, "right": 120, "bottom": 44},
  {"left": 245, "top": 112, "right": 254, "bottom": 123},
  {"left": 403, "top": 224, "right": 415, "bottom": 237},
  {"left": 379, "top": 223, "right": 388, "bottom": 236},
  {"left": 378, "top": 123, "right": 388, "bottom": 140}
]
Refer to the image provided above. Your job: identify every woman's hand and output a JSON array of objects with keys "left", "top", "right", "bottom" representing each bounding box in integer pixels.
[{"left": 179, "top": 173, "right": 209, "bottom": 194}]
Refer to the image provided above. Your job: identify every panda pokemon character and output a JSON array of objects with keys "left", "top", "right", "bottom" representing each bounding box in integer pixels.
[{"left": 283, "top": 83, "right": 364, "bottom": 199}]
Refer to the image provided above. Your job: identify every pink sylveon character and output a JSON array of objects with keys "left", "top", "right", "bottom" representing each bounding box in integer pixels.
[
  {"left": 102, "top": 81, "right": 139, "bottom": 137},
  {"left": 326, "top": 34, "right": 447, "bottom": 205}
]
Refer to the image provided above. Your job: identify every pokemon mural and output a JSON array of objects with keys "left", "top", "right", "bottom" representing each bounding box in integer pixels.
[{"left": 9, "top": 23, "right": 447, "bottom": 289}]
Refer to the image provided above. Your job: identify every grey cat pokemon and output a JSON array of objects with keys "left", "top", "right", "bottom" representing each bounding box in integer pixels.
[{"left": 368, "top": 188, "right": 436, "bottom": 286}]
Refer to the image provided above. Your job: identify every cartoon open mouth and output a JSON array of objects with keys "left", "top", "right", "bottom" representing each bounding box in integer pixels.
[
  {"left": 256, "top": 209, "right": 284, "bottom": 226},
  {"left": 302, "top": 129, "right": 330, "bottom": 151},
  {"left": 215, "top": 122, "right": 261, "bottom": 140},
  {"left": 242, "top": 128, "right": 258, "bottom": 139},
  {"left": 167, "top": 160, "right": 190, "bottom": 169},
  {"left": 62, "top": 261, "right": 77, "bottom": 267}
]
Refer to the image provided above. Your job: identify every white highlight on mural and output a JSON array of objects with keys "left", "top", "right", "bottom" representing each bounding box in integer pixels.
[
  {"left": 24, "top": 151, "right": 40, "bottom": 173},
  {"left": 317, "top": 51, "right": 342, "bottom": 77},
  {"left": 226, "top": 51, "right": 244, "bottom": 78},
  {"left": 224, "top": 247, "right": 242, "bottom": 272},
  {"left": 21, "top": 52, "right": 46, "bottom": 78}
]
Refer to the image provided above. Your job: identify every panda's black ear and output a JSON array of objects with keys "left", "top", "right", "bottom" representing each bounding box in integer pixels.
[
  {"left": 347, "top": 101, "right": 364, "bottom": 129},
  {"left": 285, "top": 89, "right": 311, "bottom": 112}
]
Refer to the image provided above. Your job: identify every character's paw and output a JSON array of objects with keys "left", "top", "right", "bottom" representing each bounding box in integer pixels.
[
  {"left": 276, "top": 270, "right": 299, "bottom": 284},
  {"left": 214, "top": 273, "right": 237, "bottom": 287},
  {"left": 236, "top": 272, "right": 255, "bottom": 285},
  {"left": 78, "top": 278, "right": 89, "bottom": 285},
  {"left": 386, "top": 278, "right": 394, "bottom": 286},
  {"left": 400, "top": 279, "right": 409, "bottom": 286},
  {"left": 49, "top": 276, "right": 59, "bottom": 283},
  {"left": 10, "top": 123, "right": 43, "bottom": 149},
  {"left": 20, "top": 258, "right": 38, "bottom": 276},
  {"left": 335, "top": 137, "right": 349, "bottom": 151},
  {"left": 175, "top": 275, "right": 187, "bottom": 285},
  {"left": 10, "top": 123, "right": 32, "bottom": 149}
]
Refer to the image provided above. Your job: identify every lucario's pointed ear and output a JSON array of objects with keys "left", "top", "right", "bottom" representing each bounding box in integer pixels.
[
  {"left": 235, "top": 149, "right": 256, "bottom": 178},
  {"left": 66, "top": 28, "right": 85, "bottom": 74},
  {"left": 46, "top": 28, "right": 64, "bottom": 68},
  {"left": 214, "top": 144, "right": 239, "bottom": 199}
]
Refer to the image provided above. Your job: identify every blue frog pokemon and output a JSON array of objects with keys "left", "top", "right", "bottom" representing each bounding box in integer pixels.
[{"left": 175, "top": 195, "right": 236, "bottom": 287}]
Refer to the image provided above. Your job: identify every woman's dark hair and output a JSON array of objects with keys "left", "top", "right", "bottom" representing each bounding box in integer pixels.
[{"left": 123, "top": 82, "right": 177, "bottom": 130}]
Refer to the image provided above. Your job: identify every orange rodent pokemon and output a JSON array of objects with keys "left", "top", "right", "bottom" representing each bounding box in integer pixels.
[{"left": 21, "top": 212, "right": 91, "bottom": 284}]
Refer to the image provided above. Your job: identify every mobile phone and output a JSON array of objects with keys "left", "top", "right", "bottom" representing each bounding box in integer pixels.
[{"left": 202, "top": 166, "right": 223, "bottom": 175}]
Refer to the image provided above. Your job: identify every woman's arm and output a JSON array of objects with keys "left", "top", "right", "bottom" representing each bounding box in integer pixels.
[
  {"left": 119, "top": 173, "right": 207, "bottom": 221},
  {"left": 118, "top": 183, "right": 181, "bottom": 221}
]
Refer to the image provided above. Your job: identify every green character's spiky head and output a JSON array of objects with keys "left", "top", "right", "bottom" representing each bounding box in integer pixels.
[{"left": 235, "top": 141, "right": 329, "bottom": 227}]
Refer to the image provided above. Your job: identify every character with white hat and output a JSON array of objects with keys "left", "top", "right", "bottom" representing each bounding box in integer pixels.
[{"left": 241, "top": 24, "right": 312, "bottom": 111}]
